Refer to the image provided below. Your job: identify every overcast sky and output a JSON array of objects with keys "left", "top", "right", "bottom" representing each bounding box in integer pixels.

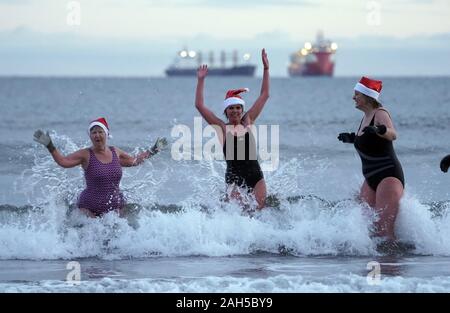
[{"left": 1, "top": 0, "right": 449, "bottom": 76}]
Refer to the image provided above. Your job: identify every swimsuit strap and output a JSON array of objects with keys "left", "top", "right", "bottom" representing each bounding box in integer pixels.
[
  {"left": 110, "top": 146, "right": 118, "bottom": 160},
  {"left": 371, "top": 108, "right": 392, "bottom": 126},
  {"left": 358, "top": 108, "right": 391, "bottom": 131},
  {"left": 357, "top": 117, "right": 364, "bottom": 134}
]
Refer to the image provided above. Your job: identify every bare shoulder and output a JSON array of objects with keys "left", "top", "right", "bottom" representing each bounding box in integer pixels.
[
  {"left": 67, "top": 148, "right": 90, "bottom": 169},
  {"left": 76, "top": 148, "right": 90, "bottom": 169},
  {"left": 374, "top": 108, "right": 396, "bottom": 129},
  {"left": 111, "top": 146, "right": 123, "bottom": 155},
  {"left": 74, "top": 148, "right": 90, "bottom": 158},
  {"left": 375, "top": 108, "right": 392, "bottom": 121},
  {"left": 78, "top": 148, "right": 91, "bottom": 160},
  {"left": 376, "top": 107, "right": 391, "bottom": 115}
]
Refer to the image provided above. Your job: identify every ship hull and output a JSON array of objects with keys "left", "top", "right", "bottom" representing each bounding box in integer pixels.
[
  {"left": 289, "top": 62, "right": 335, "bottom": 77},
  {"left": 289, "top": 52, "right": 335, "bottom": 77},
  {"left": 166, "top": 65, "right": 256, "bottom": 77},
  {"left": 288, "top": 38, "right": 336, "bottom": 77}
]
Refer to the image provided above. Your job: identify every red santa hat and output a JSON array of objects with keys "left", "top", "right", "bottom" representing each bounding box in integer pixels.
[
  {"left": 223, "top": 88, "right": 249, "bottom": 111},
  {"left": 354, "top": 76, "right": 382, "bottom": 101},
  {"left": 88, "top": 117, "right": 112, "bottom": 138}
]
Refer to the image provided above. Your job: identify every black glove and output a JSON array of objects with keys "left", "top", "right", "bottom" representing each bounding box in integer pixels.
[
  {"left": 363, "top": 124, "right": 387, "bottom": 135},
  {"left": 440, "top": 154, "right": 450, "bottom": 173},
  {"left": 338, "top": 132, "right": 356, "bottom": 144}
]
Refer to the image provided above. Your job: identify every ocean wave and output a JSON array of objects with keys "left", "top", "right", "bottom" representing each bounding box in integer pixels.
[
  {"left": 0, "top": 193, "right": 449, "bottom": 260},
  {"left": 3, "top": 274, "right": 450, "bottom": 293},
  {"left": 1, "top": 133, "right": 449, "bottom": 260}
]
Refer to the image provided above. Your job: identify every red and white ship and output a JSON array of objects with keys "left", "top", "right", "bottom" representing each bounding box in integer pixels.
[{"left": 288, "top": 31, "right": 338, "bottom": 77}]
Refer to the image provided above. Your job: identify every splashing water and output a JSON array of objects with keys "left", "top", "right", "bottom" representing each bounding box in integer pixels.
[{"left": 0, "top": 133, "right": 449, "bottom": 260}]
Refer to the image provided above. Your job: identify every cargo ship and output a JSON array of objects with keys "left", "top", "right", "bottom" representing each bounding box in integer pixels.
[
  {"left": 165, "top": 49, "right": 256, "bottom": 77},
  {"left": 288, "top": 31, "right": 338, "bottom": 77}
]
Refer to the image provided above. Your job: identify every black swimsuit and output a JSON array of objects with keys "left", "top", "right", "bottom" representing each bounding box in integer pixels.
[
  {"left": 223, "top": 130, "right": 264, "bottom": 190},
  {"left": 354, "top": 109, "right": 405, "bottom": 191}
]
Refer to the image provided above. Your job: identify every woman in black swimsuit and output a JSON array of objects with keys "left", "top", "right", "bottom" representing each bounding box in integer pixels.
[
  {"left": 195, "top": 49, "right": 270, "bottom": 210},
  {"left": 338, "top": 77, "right": 404, "bottom": 242}
]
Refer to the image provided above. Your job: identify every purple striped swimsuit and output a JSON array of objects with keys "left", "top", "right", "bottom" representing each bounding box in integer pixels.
[{"left": 77, "top": 147, "right": 125, "bottom": 216}]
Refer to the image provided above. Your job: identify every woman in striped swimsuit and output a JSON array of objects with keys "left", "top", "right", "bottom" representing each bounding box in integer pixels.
[
  {"left": 33, "top": 117, "right": 167, "bottom": 217},
  {"left": 338, "top": 77, "right": 405, "bottom": 243}
]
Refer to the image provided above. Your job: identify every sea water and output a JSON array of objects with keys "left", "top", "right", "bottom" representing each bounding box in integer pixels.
[{"left": 0, "top": 77, "right": 449, "bottom": 292}]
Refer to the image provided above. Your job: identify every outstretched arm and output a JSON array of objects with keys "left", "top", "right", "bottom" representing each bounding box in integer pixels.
[
  {"left": 51, "top": 149, "right": 87, "bottom": 168},
  {"left": 245, "top": 49, "right": 270, "bottom": 123},
  {"left": 116, "top": 137, "right": 168, "bottom": 167},
  {"left": 195, "top": 65, "right": 225, "bottom": 130},
  {"left": 33, "top": 130, "right": 87, "bottom": 168},
  {"left": 116, "top": 148, "right": 146, "bottom": 167}
]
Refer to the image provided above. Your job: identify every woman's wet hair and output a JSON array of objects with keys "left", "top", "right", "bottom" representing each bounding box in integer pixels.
[{"left": 363, "top": 94, "right": 382, "bottom": 108}]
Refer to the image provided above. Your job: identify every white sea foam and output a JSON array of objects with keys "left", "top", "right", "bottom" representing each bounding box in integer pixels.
[
  {"left": 1, "top": 77, "right": 450, "bottom": 292},
  {"left": 1, "top": 133, "right": 450, "bottom": 260},
  {"left": 2, "top": 274, "right": 450, "bottom": 293}
]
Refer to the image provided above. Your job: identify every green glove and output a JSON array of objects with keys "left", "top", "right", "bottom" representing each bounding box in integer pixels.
[
  {"left": 149, "top": 137, "right": 168, "bottom": 155},
  {"left": 33, "top": 129, "right": 56, "bottom": 152}
]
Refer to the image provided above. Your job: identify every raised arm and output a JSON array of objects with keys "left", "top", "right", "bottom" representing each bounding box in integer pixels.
[
  {"left": 33, "top": 130, "right": 87, "bottom": 168},
  {"left": 195, "top": 65, "right": 225, "bottom": 130},
  {"left": 245, "top": 49, "right": 270, "bottom": 123}
]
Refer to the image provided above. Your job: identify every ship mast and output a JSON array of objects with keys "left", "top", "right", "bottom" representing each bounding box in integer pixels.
[
  {"left": 232, "top": 50, "right": 238, "bottom": 67},
  {"left": 220, "top": 50, "right": 226, "bottom": 68},
  {"left": 197, "top": 51, "right": 203, "bottom": 66},
  {"left": 208, "top": 51, "right": 214, "bottom": 67}
]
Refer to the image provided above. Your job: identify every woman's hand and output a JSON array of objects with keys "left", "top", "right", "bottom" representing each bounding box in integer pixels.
[
  {"left": 244, "top": 48, "right": 270, "bottom": 123},
  {"left": 262, "top": 48, "right": 269, "bottom": 70},
  {"left": 33, "top": 129, "right": 56, "bottom": 152},
  {"left": 363, "top": 124, "right": 387, "bottom": 135},
  {"left": 197, "top": 64, "right": 208, "bottom": 79},
  {"left": 338, "top": 132, "right": 356, "bottom": 144},
  {"left": 440, "top": 154, "right": 450, "bottom": 173},
  {"left": 33, "top": 129, "right": 51, "bottom": 147},
  {"left": 150, "top": 137, "right": 168, "bottom": 155}
]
